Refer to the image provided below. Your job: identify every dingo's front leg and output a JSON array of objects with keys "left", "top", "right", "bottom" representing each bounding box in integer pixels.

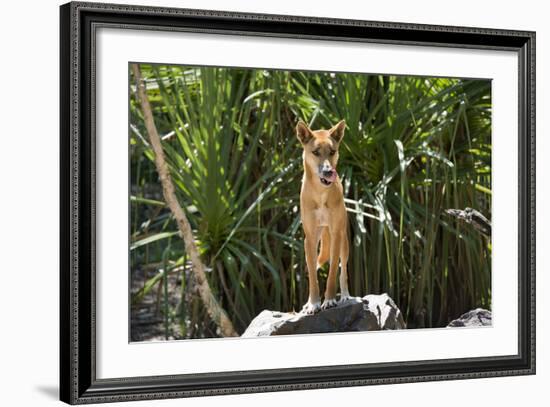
[
  {"left": 339, "top": 226, "right": 351, "bottom": 304},
  {"left": 321, "top": 228, "right": 341, "bottom": 310},
  {"left": 302, "top": 230, "right": 321, "bottom": 315}
]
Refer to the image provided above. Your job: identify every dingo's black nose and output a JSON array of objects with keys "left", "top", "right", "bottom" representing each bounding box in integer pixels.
[{"left": 323, "top": 170, "right": 334, "bottom": 178}]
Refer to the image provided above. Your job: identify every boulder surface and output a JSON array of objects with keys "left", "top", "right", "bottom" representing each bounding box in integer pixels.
[
  {"left": 447, "top": 308, "right": 492, "bottom": 327},
  {"left": 242, "top": 293, "right": 405, "bottom": 337}
]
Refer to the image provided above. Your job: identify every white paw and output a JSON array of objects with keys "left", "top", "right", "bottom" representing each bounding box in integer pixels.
[
  {"left": 339, "top": 294, "right": 352, "bottom": 304},
  {"left": 321, "top": 298, "right": 339, "bottom": 310},
  {"left": 301, "top": 300, "right": 321, "bottom": 315}
]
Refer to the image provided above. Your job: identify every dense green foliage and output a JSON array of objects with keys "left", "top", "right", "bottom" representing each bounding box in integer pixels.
[{"left": 130, "top": 64, "right": 491, "bottom": 339}]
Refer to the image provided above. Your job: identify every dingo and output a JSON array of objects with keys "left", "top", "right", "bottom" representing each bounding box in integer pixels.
[{"left": 296, "top": 120, "right": 350, "bottom": 314}]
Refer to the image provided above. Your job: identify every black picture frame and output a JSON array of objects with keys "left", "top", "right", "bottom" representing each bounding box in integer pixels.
[{"left": 60, "top": 1, "right": 536, "bottom": 404}]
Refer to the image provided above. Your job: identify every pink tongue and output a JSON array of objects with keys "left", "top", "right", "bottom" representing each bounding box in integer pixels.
[{"left": 325, "top": 170, "right": 337, "bottom": 182}]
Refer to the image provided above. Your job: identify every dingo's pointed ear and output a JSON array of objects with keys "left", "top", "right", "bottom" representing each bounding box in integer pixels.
[
  {"left": 329, "top": 120, "right": 346, "bottom": 143},
  {"left": 296, "top": 121, "right": 313, "bottom": 145}
]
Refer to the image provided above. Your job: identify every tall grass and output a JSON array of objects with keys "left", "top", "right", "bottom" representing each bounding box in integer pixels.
[{"left": 130, "top": 64, "right": 491, "bottom": 338}]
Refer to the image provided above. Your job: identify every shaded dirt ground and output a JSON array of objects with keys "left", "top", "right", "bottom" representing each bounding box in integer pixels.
[{"left": 130, "top": 266, "right": 183, "bottom": 342}]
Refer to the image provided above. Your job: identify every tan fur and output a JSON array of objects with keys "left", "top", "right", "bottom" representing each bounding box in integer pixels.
[{"left": 296, "top": 120, "right": 351, "bottom": 314}]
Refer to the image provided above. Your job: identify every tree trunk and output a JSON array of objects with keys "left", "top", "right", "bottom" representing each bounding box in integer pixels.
[{"left": 131, "top": 63, "right": 238, "bottom": 337}]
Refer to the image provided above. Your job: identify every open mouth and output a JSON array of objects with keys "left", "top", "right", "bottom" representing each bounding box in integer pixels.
[{"left": 319, "top": 170, "right": 337, "bottom": 186}]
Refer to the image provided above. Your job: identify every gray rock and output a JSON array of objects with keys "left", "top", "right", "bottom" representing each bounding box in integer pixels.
[
  {"left": 447, "top": 308, "right": 492, "bottom": 327},
  {"left": 242, "top": 293, "right": 405, "bottom": 337}
]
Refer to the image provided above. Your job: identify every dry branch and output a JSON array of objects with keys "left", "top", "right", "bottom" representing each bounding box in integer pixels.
[
  {"left": 445, "top": 207, "right": 491, "bottom": 237},
  {"left": 131, "top": 63, "right": 238, "bottom": 337}
]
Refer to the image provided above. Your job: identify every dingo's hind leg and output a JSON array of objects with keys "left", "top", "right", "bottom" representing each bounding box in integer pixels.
[{"left": 317, "top": 227, "right": 330, "bottom": 269}]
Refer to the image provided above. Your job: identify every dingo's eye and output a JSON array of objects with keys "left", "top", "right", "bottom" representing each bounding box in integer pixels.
[
  {"left": 312, "top": 150, "right": 320, "bottom": 156},
  {"left": 329, "top": 150, "right": 336, "bottom": 156}
]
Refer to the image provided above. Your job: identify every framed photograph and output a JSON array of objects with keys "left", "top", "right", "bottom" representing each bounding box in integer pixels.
[{"left": 60, "top": 1, "right": 536, "bottom": 404}]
